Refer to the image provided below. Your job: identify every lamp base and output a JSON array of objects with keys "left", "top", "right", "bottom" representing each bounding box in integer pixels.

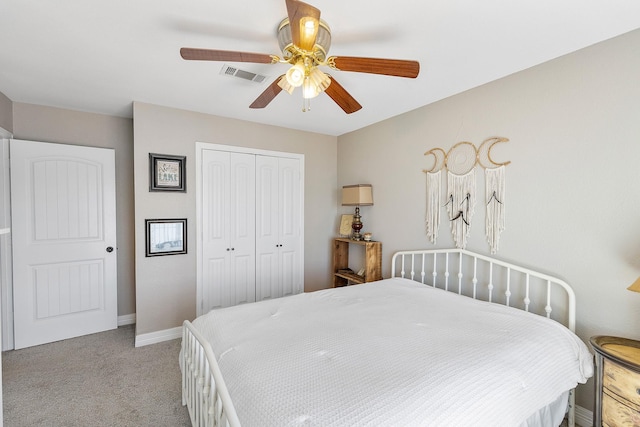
[{"left": 351, "top": 206, "right": 363, "bottom": 241}]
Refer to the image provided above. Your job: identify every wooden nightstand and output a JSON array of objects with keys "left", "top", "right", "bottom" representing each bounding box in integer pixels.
[
  {"left": 590, "top": 336, "right": 640, "bottom": 427},
  {"left": 332, "top": 238, "right": 382, "bottom": 287}
]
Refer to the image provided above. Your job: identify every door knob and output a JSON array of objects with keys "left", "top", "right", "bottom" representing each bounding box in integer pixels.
[{"left": 106, "top": 246, "right": 114, "bottom": 253}]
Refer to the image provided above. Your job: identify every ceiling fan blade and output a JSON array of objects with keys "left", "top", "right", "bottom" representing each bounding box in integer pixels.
[
  {"left": 329, "top": 56, "right": 420, "bottom": 78},
  {"left": 249, "top": 76, "right": 285, "bottom": 109},
  {"left": 324, "top": 77, "right": 362, "bottom": 114},
  {"left": 285, "top": 0, "right": 321, "bottom": 51},
  {"left": 180, "top": 48, "right": 276, "bottom": 64}
]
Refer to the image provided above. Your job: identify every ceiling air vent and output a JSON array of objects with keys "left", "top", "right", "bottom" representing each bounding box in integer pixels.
[{"left": 220, "top": 64, "right": 268, "bottom": 83}]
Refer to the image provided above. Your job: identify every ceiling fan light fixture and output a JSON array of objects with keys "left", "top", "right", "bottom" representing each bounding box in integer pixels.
[
  {"left": 285, "top": 61, "right": 306, "bottom": 87},
  {"left": 309, "top": 67, "right": 330, "bottom": 91},
  {"left": 277, "top": 18, "right": 331, "bottom": 61},
  {"left": 277, "top": 76, "right": 295, "bottom": 94},
  {"left": 302, "top": 75, "right": 320, "bottom": 99}
]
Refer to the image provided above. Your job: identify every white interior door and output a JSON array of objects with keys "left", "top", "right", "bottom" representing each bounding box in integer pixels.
[{"left": 10, "top": 139, "right": 117, "bottom": 349}]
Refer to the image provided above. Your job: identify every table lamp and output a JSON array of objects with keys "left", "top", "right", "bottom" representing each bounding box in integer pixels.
[{"left": 341, "top": 184, "right": 373, "bottom": 241}]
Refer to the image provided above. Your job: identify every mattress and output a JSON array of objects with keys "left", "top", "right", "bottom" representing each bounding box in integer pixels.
[{"left": 192, "top": 277, "right": 593, "bottom": 426}]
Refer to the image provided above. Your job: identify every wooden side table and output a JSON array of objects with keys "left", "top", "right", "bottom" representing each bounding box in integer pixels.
[
  {"left": 332, "top": 238, "right": 382, "bottom": 287},
  {"left": 590, "top": 335, "right": 640, "bottom": 426}
]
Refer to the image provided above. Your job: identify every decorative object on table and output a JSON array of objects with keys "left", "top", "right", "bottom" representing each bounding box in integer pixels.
[
  {"left": 590, "top": 335, "right": 640, "bottom": 427},
  {"left": 423, "top": 148, "right": 446, "bottom": 244},
  {"left": 341, "top": 184, "right": 373, "bottom": 241},
  {"left": 149, "top": 153, "right": 186, "bottom": 192},
  {"left": 363, "top": 232, "right": 372, "bottom": 241},
  {"left": 422, "top": 137, "right": 511, "bottom": 252},
  {"left": 338, "top": 214, "right": 354, "bottom": 238},
  {"left": 145, "top": 218, "right": 187, "bottom": 257}
]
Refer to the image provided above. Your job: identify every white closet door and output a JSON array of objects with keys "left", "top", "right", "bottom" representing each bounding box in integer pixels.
[
  {"left": 277, "top": 157, "right": 302, "bottom": 296},
  {"left": 201, "top": 150, "right": 255, "bottom": 312},
  {"left": 256, "top": 156, "right": 302, "bottom": 300},
  {"left": 255, "top": 156, "right": 279, "bottom": 300}
]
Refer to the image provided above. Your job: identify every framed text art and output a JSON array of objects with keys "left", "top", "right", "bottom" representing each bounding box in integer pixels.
[
  {"left": 145, "top": 218, "right": 187, "bottom": 257},
  {"left": 149, "top": 153, "right": 186, "bottom": 192}
]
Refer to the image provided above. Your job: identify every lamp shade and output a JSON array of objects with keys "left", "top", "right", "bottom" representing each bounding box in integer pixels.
[
  {"left": 342, "top": 184, "right": 373, "bottom": 206},
  {"left": 628, "top": 276, "right": 640, "bottom": 293}
]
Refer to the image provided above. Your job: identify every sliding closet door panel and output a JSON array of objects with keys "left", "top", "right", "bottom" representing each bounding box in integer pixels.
[
  {"left": 256, "top": 156, "right": 302, "bottom": 300},
  {"left": 255, "top": 156, "right": 279, "bottom": 300},
  {"left": 229, "top": 154, "right": 256, "bottom": 305},
  {"left": 202, "top": 150, "right": 230, "bottom": 311},
  {"left": 201, "top": 150, "right": 255, "bottom": 311},
  {"left": 278, "top": 157, "right": 302, "bottom": 296}
]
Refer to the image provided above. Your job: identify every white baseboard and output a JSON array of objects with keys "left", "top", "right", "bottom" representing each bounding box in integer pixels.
[
  {"left": 135, "top": 326, "right": 182, "bottom": 347},
  {"left": 117, "top": 313, "right": 136, "bottom": 326},
  {"left": 575, "top": 404, "right": 592, "bottom": 427}
]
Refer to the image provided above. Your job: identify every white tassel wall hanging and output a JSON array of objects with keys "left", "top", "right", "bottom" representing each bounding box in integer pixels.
[
  {"left": 425, "top": 170, "right": 441, "bottom": 243},
  {"left": 484, "top": 166, "right": 505, "bottom": 254},
  {"left": 423, "top": 148, "right": 446, "bottom": 244},
  {"left": 478, "top": 137, "right": 511, "bottom": 254},
  {"left": 446, "top": 169, "right": 476, "bottom": 248},
  {"left": 445, "top": 142, "right": 478, "bottom": 249}
]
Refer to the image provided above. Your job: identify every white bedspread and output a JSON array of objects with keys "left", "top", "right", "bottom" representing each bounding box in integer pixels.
[{"left": 192, "top": 278, "right": 593, "bottom": 427}]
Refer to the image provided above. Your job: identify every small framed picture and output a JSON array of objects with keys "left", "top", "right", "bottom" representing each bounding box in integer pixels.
[
  {"left": 145, "top": 218, "right": 187, "bottom": 257},
  {"left": 149, "top": 153, "right": 186, "bottom": 192},
  {"left": 339, "top": 214, "right": 353, "bottom": 237}
]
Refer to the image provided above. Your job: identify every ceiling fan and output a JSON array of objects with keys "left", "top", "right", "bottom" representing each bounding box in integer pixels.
[{"left": 180, "top": 0, "right": 420, "bottom": 114}]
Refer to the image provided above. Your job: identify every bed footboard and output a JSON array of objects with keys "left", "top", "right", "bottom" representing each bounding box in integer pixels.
[{"left": 181, "top": 320, "right": 241, "bottom": 427}]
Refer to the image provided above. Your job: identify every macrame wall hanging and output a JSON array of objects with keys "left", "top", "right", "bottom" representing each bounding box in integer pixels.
[
  {"left": 423, "top": 148, "right": 445, "bottom": 244},
  {"left": 478, "top": 137, "right": 511, "bottom": 254},
  {"left": 423, "top": 137, "right": 510, "bottom": 252}
]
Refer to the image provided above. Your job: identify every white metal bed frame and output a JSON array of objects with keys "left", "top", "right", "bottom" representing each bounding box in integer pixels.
[{"left": 181, "top": 248, "right": 578, "bottom": 427}]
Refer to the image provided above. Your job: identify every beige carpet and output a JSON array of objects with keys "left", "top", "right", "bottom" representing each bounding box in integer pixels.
[{"left": 2, "top": 325, "right": 191, "bottom": 426}]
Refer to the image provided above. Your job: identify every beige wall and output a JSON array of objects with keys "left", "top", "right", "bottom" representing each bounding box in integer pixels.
[
  {"left": 133, "top": 102, "right": 337, "bottom": 335},
  {"left": 12, "top": 103, "right": 136, "bottom": 317},
  {"left": 0, "top": 92, "right": 12, "bottom": 134},
  {"left": 337, "top": 28, "right": 640, "bottom": 411}
]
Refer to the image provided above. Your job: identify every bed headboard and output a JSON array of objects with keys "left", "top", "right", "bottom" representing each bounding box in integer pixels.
[{"left": 391, "top": 249, "right": 576, "bottom": 332}]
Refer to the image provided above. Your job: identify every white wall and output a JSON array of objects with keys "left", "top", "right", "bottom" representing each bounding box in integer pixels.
[
  {"left": 337, "top": 28, "right": 640, "bottom": 411},
  {"left": 133, "top": 102, "right": 337, "bottom": 335}
]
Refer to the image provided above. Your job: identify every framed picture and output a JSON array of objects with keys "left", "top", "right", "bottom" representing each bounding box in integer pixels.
[
  {"left": 149, "top": 153, "right": 186, "bottom": 192},
  {"left": 145, "top": 218, "right": 187, "bottom": 257},
  {"left": 339, "top": 214, "right": 353, "bottom": 237}
]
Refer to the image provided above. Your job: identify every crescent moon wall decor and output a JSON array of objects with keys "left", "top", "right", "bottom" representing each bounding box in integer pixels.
[
  {"left": 477, "top": 137, "right": 511, "bottom": 169},
  {"left": 422, "top": 136, "right": 510, "bottom": 251}
]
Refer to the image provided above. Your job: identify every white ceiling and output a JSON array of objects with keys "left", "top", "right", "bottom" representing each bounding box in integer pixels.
[{"left": 1, "top": 1, "right": 639, "bottom": 136}]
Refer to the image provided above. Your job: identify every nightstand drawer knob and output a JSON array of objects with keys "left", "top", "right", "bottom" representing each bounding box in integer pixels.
[{"left": 636, "top": 388, "right": 640, "bottom": 395}]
